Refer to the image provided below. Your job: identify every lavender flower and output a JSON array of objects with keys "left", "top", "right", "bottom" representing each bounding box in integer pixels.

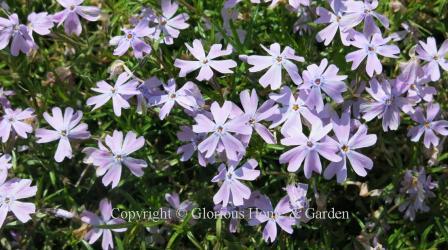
[
  {"left": 269, "top": 86, "right": 320, "bottom": 136},
  {"left": 284, "top": 183, "right": 309, "bottom": 222},
  {"left": 280, "top": 122, "right": 342, "bottom": 178},
  {"left": 81, "top": 199, "right": 126, "bottom": 250},
  {"left": 109, "top": 21, "right": 152, "bottom": 58},
  {"left": 36, "top": 107, "right": 91, "bottom": 162},
  {"left": 248, "top": 194, "right": 295, "bottom": 243},
  {"left": 0, "top": 154, "right": 12, "bottom": 184},
  {"left": 53, "top": 0, "right": 101, "bottom": 36},
  {"left": 340, "top": 0, "right": 389, "bottom": 35},
  {"left": 407, "top": 102, "right": 448, "bottom": 148},
  {"left": 192, "top": 101, "right": 251, "bottom": 161},
  {"left": 174, "top": 39, "right": 237, "bottom": 81},
  {"left": 0, "top": 107, "right": 34, "bottom": 142},
  {"left": 176, "top": 126, "right": 209, "bottom": 167},
  {"left": 323, "top": 113, "right": 377, "bottom": 183},
  {"left": 148, "top": 79, "right": 204, "bottom": 120},
  {"left": 0, "top": 178, "right": 37, "bottom": 229},
  {"left": 301, "top": 58, "right": 348, "bottom": 111},
  {"left": 345, "top": 32, "right": 400, "bottom": 77},
  {"left": 151, "top": 0, "right": 190, "bottom": 45},
  {"left": 27, "top": 12, "right": 54, "bottom": 38},
  {"left": 164, "top": 192, "right": 196, "bottom": 221},
  {"left": 239, "top": 89, "right": 278, "bottom": 144},
  {"left": 86, "top": 72, "right": 140, "bottom": 117},
  {"left": 212, "top": 159, "right": 260, "bottom": 207},
  {"left": 245, "top": 43, "right": 304, "bottom": 89},
  {"left": 315, "top": 0, "right": 351, "bottom": 46},
  {"left": 361, "top": 78, "right": 413, "bottom": 131},
  {"left": 0, "top": 14, "right": 35, "bottom": 56},
  {"left": 415, "top": 37, "right": 448, "bottom": 81},
  {"left": 85, "top": 130, "right": 147, "bottom": 188},
  {"left": 398, "top": 168, "right": 437, "bottom": 221}
]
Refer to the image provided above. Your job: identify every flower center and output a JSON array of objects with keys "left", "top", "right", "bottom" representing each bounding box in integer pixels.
[
  {"left": 127, "top": 33, "right": 133, "bottom": 39},
  {"left": 307, "top": 141, "right": 313, "bottom": 148},
  {"left": 3, "top": 197, "right": 11, "bottom": 204},
  {"left": 60, "top": 130, "right": 67, "bottom": 137},
  {"left": 170, "top": 93, "right": 176, "bottom": 99},
  {"left": 160, "top": 19, "right": 167, "bottom": 25},
  {"left": 336, "top": 15, "right": 341, "bottom": 22},
  {"left": 202, "top": 59, "right": 208, "bottom": 64},
  {"left": 226, "top": 172, "right": 233, "bottom": 179},
  {"left": 341, "top": 145, "right": 349, "bottom": 152},
  {"left": 70, "top": 5, "right": 76, "bottom": 11},
  {"left": 368, "top": 46, "right": 375, "bottom": 52},
  {"left": 115, "top": 155, "right": 123, "bottom": 161},
  {"left": 216, "top": 126, "right": 224, "bottom": 133},
  {"left": 292, "top": 104, "right": 299, "bottom": 111},
  {"left": 270, "top": 213, "right": 277, "bottom": 220},
  {"left": 385, "top": 98, "right": 392, "bottom": 105},
  {"left": 433, "top": 55, "right": 439, "bottom": 60},
  {"left": 410, "top": 83, "right": 416, "bottom": 90},
  {"left": 275, "top": 56, "right": 283, "bottom": 64},
  {"left": 249, "top": 118, "right": 256, "bottom": 125},
  {"left": 111, "top": 87, "right": 116, "bottom": 94},
  {"left": 314, "top": 78, "right": 321, "bottom": 85},
  {"left": 364, "top": 8, "right": 372, "bottom": 14},
  {"left": 424, "top": 121, "right": 431, "bottom": 128},
  {"left": 8, "top": 117, "right": 15, "bottom": 123}
]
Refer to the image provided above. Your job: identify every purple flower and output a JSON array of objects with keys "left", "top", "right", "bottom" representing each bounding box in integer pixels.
[
  {"left": 315, "top": 0, "right": 351, "bottom": 46},
  {"left": 398, "top": 168, "right": 437, "bottom": 221},
  {"left": 27, "top": 12, "right": 54, "bottom": 37},
  {"left": 284, "top": 183, "right": 309, "bottom": 222},
  {"left": 323, "top": 113, "right": 377, "bottom": 183},
  {"left": 345, "top": 32, "right": 400, "bottom": 77},
  {"left": 408, "top": 102, "right": 448, "bottom": 148},
  {"left": 0, "top": 107, "right": 34, "bottom": 142},
  {"left": 301, "top": 58, "right": 348, "bottom": 111},
  {"left": 416, "top": 37, "right": 448, "bottom": 81},
  {"left": 239, "top": 89, "right": 278, "bottom": 144},
  {"left": 269, "top": 86, "right": 320, "bottom": 136},
  {"left": 192, "top": 101, "right": 251, "bottom": 161},
  {"left": 0, "top": 14, "right": 35, "bottom": 56},
  {"left": 86, "top": 72, "right": 140, "bottom": 117},
  {"left": 174, "top": 39, "right": 237, "bottom": 81},
  {"left": 85, "top": 130, "right": 147, "bottom": 188},
  {"left": 0, "top": 87, "right": 14, "bottom": 108},
  {"left": 53, "top": 0, "right": 101, "bottom": 36},
  {"left": 81, "top": 199, "right": 126, "bottom": 250},
  {"left": 212, "top": 159, "right": 260, "bottom": 207},
  {"left": 164, "top": 192, "right": 196, "bottom": 217},
  {"left": 398, "top": 65, "right": 436, "bottom": 104},
  {"left": 248, "top": 194, "right": 295, "bottom": 243},
  {"left": 246, "top": 43, "right": 304, "bottom": 89},
  {"left": 148, "top": 79, "right": 203, "bottom": 120},
  {"left": 361, "top": 78, "right": 413, "bottom": 131},
  {"left": 151, "top": 0, "right": 190, "bottom": 45},
  {"left": 0, "top": 154, "right": 12, "bottom": 184},
  {"left": 36, "top": 107, "right": 91, "bottom": 162},
  {"left": 280, "top": 122, "right": 342, "bottom": 178},
  {"left": 176, "top": 126, "right": 210, "bottom": 167},
  {"left": 109, "top": 21, "right": 152, "bottom": 58},
  {"left": 340, "top": 0, "right": 389, "bottom": 35},
  {"left": 0, "top": 178, "right": 37, "bottom": 229}
]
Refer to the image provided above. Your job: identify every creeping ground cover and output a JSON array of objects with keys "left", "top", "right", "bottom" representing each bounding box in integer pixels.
[{"left": 1, "top": 0, "right": 448, "bottom": 249}]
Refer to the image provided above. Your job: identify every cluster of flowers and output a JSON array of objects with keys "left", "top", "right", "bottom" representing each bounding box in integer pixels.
[
  {"left": 0, "top": 0, "right": 446, "bottom": 247},
  {"left": 0, "top": 0, "right": 100, "bottom": 56}
]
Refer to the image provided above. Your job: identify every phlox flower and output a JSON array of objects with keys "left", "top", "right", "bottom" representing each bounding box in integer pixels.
[
  {"left": 151, "top": 0, "right": 190, "bottom": 45},
  {"left": 0, "top": 14, "right": 35, "bottom": 56},
  {"left": 174, "top": 39, "right": 237, "bottom": 81},
  {"left": 176, "top": 126, "right": 210, "bottom": 167},
  {"left": 284, "top": 183, "right": 309, "bottom": 222},
  {"left": 408, "top": 102, "right": 448, "bottom": 148},
  {"left": 81, "top": 199, "right": 126, "bottom": 250},
  {"left": 399, "top": 168, "right": 437, "bottom": 221},
  {"left": 85, "top": 130, "right": 147, "bottom": 188},
  {"left": 301, "top": 58, "right": 347, "bottom": 111},
  {"left": 53, "top": 0, "right": 101, "bottom": 36},
  {"left": 246, "top": 43, "right": 304, "bottom": 90},
  {"left": 239, "top": 89, "right": 278, "bottom": 144},
  {"left": 212, "top": 159, "right": 260, "bottom": 207},
  {"left": 86, "top": 72, "right": 140, "bottom": 117},
  {"left": 36, "top": 107, "right": 91, "bottom": 162},
  {"left": 415, "top": 37, "right": 448, "bottom": 82},
  {"left": 0, "top": 154, "right": 12, "bottom": 184},
  {"left": 269, "top": 86, "right": 319, "bottom": 136},
  {"left": 164, "top": 192, "right": 196, "bottom": 221},
  {"left": 0, "top": 178, "right": 37, "bottom": 229},
  {"left": 280, "top": 122, "right": 342, "bottom": 178},
  {"left": 340, "top": 0, "right": 389, "bottom": 35},
  {"left": 192, "top": 101, "right": 251, "bottom": 161},
  {"left": 148, "top": 79, "right": 203, "bottom": 120},
  {"left": 248, "top": 193, "right": 295, "bottom": 243},
  {"left": 361, "top": 78, "right": 413, "bottom": 131},
  {"left": 345, "top": 32, "right": 400, "bottom": 77},
  {"left": 109, "top": 21, "right": 152, "bottom": 58},
  {"left": 315, "top": 0, "right": 351, "bottom": 46},
  {"left": 27, "top": 12, "right": 54, "bottom": 38},
  {"left": 0, "top": 87, "right": 14, "bottom": 108},
  {"left": 323, "top": 113, "right": 377, "bottom": 183},
  {"left": 0, "top": 107, "right": 34, "bottom": 142}
]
